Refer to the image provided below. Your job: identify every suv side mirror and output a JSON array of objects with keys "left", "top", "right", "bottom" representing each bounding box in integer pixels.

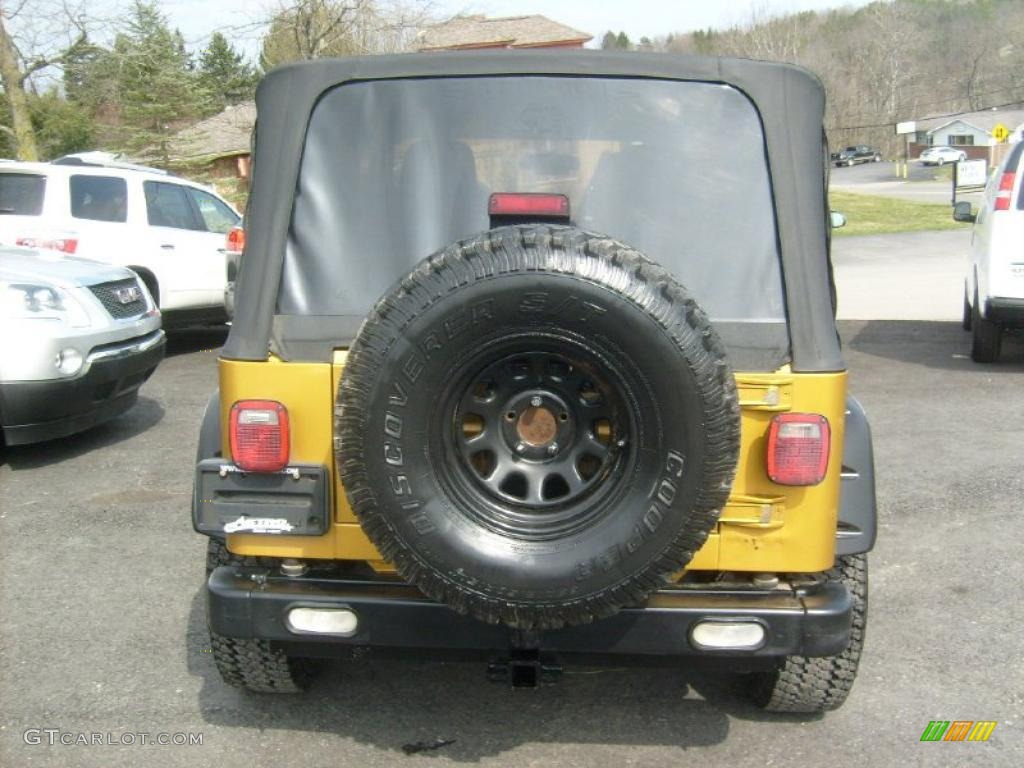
[
  {"left": 830, "top": 211, "right": 847, "bottom": 229},
  {"left": 952, "top": 201, "right": 976, "bottom": 223}
]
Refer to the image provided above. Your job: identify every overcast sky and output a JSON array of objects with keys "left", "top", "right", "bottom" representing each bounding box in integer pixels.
[{"left": 155, "top": 0, "right": 875, "bottom": 58}]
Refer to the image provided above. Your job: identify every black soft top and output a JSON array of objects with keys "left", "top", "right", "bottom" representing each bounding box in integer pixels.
[{"left": 225, "top": 51, "right": 842, "bottom": 372}]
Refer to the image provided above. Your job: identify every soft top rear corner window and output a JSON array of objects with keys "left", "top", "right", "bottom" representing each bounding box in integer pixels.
[{"left": 282, "top": 76, "right": 788, "bottom": 369}]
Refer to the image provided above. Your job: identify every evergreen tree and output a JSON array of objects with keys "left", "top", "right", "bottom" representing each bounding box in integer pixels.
[
  {"left": 600, "top": 30, "right": 617, "bottom": 50},
  {"left": 198, "top": 32, "right": 259, "bottom": 114},
  {"left": 115, "top": 1, "right": 204, "bottom": 162},
  {"left": 616, "top": 31, "right": 631, "bottom": 50}
]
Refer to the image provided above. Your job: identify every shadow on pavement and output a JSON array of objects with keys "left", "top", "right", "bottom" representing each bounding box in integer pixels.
[
  {"left": 1, "top": 395, "right": 165, "bottom": 470},
  {"left": 183, "top": 587, "right": 782, "bottom": 759},
  {"left": 166, "top": 326, "right": 230, "bottom": 358},
  {"left": 841, "top": 319, "right": 1024, "bottom": 370}
]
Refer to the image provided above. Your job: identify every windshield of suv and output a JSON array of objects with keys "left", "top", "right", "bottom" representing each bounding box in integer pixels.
[{"left": 282, "top": 76, "right": 788, "bottom": 367}]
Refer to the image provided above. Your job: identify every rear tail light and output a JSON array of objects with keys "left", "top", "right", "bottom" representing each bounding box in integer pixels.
[
  {"left": 16, "top": 237, "right": 78, "bottom": 254},
  {"left": 229, "top": 400, "right": 290, "bottom": 472},
  {"left": 994, "top": 171, "right": 1016, "bottom": 211},
  {"left": 226, "top": 225, "right": 245, "bottom": 254},
  {"left": 766, "top": 413, "right": 831, "bottom": 486},
  {"left": 488, "top": 192, "right": 569, "bottom": 217}
]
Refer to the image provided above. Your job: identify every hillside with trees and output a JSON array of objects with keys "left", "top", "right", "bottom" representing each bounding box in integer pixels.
[
  {"left": 2, "top": 0, "right": 1022, "bottom": 163},
  {"left": 606, "top": 0, "right": 1024, "bottom": 154}
]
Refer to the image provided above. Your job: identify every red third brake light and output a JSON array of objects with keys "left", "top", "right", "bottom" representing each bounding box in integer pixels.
[
  {"left": 994, "top": 171, "right": 1016, "bottom": 211},
  {"left": 766, "top": 413, "right": 831, "bottom": 486},
  {"left": 489, "top": 192, "right": 570, "bottom": 217},
  {"left": 229, "top": 400, "right": 290, "bottom": 472}
]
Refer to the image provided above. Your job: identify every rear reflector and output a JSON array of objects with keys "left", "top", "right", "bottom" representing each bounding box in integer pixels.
[
  {"left": 994, "top": 171, "right": 1016, "bottom": 211},
  {"left": 229, "top": 400, "right": 290, "bottom": 472},
  {"left": 489, "top": 192, "right": 569, "bottom": 217},
  {"left": 16, "top": 237, "right": 78, "bottom": 254},
  {"left": 766, "top": 413, "right": 831, "bottom": 486},
  {"left": 226, "top": 225, "right": 245, "bottom": 254}
]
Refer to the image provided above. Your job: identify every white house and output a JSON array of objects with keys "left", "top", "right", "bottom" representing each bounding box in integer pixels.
[{"left": 907, "top": 107, "right": 1024, "bottom": 159}]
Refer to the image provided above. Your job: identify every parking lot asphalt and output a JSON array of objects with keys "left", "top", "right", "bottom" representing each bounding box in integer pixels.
[{"left": 2, "top": 270, "right": 1023, "bottom": 766}]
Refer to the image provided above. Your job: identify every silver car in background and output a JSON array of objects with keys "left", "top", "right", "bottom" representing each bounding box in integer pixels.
[{"left": 0, "top": 248, "right": 165, "bottom": 445}]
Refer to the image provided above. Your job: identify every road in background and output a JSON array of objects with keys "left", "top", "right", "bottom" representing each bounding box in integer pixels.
[
  {"left": 831, "top": 160, "right": 984, "bottom": 206},
  {"left": 833, "top": 230, "right": 968, "bottom": 321}
]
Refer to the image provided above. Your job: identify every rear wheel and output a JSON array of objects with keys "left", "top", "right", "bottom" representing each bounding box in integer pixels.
[
  {"left": 749, "top": 555, "right": 868, "bottom": 713},
  {"left": 971, "top": 292, "right": 1002, "bottom": 362},
  {"left": 205, "top": 540, "right": 317, "bottom": 693}
]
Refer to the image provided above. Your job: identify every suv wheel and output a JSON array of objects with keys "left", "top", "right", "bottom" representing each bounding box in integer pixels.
[
  {"left": 749, "top": 554, "right": 867, "bottom": 713},
  {"left": 206, "top": 539, "right": 317, "bottom": 693},
  {"left": 337, "top": 225, "right": 740, "bottom": 630},
  {"left": 970, "top": 291, "right": 1002, "bottom": 362}
]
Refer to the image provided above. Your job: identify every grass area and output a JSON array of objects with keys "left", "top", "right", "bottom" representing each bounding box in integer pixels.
[{"left": 830, "top": 190, "right": 971, "bottom": 237}]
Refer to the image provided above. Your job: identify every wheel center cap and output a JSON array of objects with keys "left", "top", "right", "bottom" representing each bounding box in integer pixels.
[{"left": 517, "top": 406, "right": 557, "bottom": 446}]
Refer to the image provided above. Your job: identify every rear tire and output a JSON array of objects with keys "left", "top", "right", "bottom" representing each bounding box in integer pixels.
[
  {"left": 970, "top": 294, "right": 1002, "bottom": 362},
  {"left": 205, "top": 539, "right": 317, "bottom": 693},
  {"left": 337, "top": 225, "right": 740, "bottom": 630},
  {"left": 749, "top": 554, "right": 867, "bottom": 713}
]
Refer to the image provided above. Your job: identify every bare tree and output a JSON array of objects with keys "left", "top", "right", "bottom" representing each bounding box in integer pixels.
[
  {"left": 260, "top": 0, "right": 430, "bottom": 69},
  {"left": 0, "top": 0, "right": 89, "bottom": 160}
]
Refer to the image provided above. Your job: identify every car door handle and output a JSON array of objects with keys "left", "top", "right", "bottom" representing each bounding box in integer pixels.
[
  {"left": 217, "top": 248, "right": 227, "bottom": 254},
  {"left": 161, "top": 244, "right": 175, "bottom": 250}
]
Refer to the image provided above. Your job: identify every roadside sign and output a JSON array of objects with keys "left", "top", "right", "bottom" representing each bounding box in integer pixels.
[
  {"left": 955, "top": 159, "right": 987, "bottom": 189},
  {"left": 992, "top": 123, "right": 1010, "bottom": 143},
  {"left": 895, "top": 121, "right": 916, "bottom": 135}
]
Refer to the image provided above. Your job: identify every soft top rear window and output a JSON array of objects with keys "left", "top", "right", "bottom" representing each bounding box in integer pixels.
[
  {"left": 282, "top": 76, "right": 789, "bottom": 368},
  {"left": 0, "top": 173, "right": 45, "bottom": 216}
]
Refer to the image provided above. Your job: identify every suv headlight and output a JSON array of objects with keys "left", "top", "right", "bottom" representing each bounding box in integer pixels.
[{"left": 1, "top": 282, "right": 91, "bottom": 326}]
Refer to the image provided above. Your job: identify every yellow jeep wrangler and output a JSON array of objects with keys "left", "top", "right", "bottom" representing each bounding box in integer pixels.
[{"left": 193, "top": 52, "right": 876, "bottom": 713}]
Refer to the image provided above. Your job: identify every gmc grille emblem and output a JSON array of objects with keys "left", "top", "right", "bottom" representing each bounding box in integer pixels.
[{"left": 114, "top": 286, "right": 141, "bottom": 304}]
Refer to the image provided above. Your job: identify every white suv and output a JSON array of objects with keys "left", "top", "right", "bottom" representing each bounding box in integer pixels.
[
  {"left": 956, "top": 142, "right": 1024, "bottom": 362},
  {"left": 0, "top": 157, "right": 240, "bottom": 327}
]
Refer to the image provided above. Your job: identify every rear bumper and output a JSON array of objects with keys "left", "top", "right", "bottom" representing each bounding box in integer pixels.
[
  {"left": 0, "top": 331, "right": 164, "bottom": 445},
  {"left": 207, "top": 567, "right": 853, "bottom": 659},
  {"left": 985, "top": 297, "right": 1024, "bottom": 326}
]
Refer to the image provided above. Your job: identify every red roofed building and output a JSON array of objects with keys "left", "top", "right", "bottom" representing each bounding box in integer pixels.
[{"left": 416, "top": 14, "right": 592, "bottom": 51}]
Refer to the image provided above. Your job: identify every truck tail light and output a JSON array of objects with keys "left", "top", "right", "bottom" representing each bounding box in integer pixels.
[
  {"left": 16, "top": 236, "right": 78, "bottom": 254},
  {"left": 766, "top": 413, "right": 831, "bottom": 486},
  {"left": 994, "top": 171, "right": 1016, "bottom": 211},
  {"left": 226, "top": 225, "right": 245, "bottom": 254},
  {"left": 229, "top": 400, "right": 290, "bottom": 472}
]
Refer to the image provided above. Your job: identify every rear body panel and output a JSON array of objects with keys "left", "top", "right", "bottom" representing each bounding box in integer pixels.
[{"left": 220, "top": 356, "right": 847, "bottom": 574}]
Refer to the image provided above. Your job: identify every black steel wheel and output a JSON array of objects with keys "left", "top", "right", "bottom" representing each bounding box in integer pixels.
[{"left": 337, "top": 225, "right": 740, "bottom": 629}]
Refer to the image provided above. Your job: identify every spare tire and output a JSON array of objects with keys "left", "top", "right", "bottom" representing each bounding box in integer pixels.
[{"left": 337, "top": 225, "right": 740, "bottom": 629}]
